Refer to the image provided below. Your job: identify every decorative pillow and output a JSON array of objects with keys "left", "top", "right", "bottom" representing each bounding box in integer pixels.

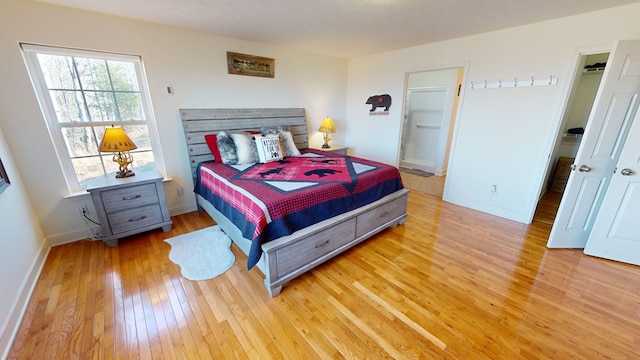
[
  {"left": 254, "top": 134, "right": 284, "bottom": 163},
  {"left": 204, "top": 134, "right": 222, "bottom": 162},
  {"left": 216, "top": 131, "right": 238, "bottom": 164},
  {"left": 261, "top": 125, "right": 290, "bottom": 135},
  {"left": 230, "top": 132, "right": 259, "bottom": 164},
  {"left": 279, "top": 130, "right": 301, "bottom": 157}
]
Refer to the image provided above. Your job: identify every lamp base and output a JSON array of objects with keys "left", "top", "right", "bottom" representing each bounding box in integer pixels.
[
  {"left": 322, "top": 133, "right": 332, "bottom": 149},
  {"left": 115, "top": 170, "right": 135, "bottom": 178}
]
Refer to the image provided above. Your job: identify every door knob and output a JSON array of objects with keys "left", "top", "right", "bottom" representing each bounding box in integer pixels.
[
  {"left": 578, "top": 164, "right": 592, "bottom": 172},
  {"left": 620, "top": 168, "right": 635, "bottom": 176}
]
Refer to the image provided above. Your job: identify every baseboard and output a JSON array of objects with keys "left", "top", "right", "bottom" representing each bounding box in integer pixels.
[
  {"left": 0, "top": 241, "right": 50, "bottom": 360},
  {"left": 169, "top": 203, "right": 197, "bottom": 216},
  {"left": 46, "top": 225, "right": 102, "bottom": 247}
]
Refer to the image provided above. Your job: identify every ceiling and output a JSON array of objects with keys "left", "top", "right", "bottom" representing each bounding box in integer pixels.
[{"left": 38, "top": 0, "right": 640, "bottom": 58}]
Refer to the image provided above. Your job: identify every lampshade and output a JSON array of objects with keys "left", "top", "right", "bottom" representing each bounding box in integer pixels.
[
  {"left": 318, "top": 117, "right": 336, "bottom": 133},
  {"left": 99, "top": 126, "right": 138, "bottom": 152}
]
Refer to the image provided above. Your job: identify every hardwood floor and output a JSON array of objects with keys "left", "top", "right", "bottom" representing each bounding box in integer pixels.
[{"left": 8, "top": 190, "right": 640, "bottom": 359}]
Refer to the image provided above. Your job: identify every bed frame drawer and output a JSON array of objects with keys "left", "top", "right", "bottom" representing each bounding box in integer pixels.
[
  {"left": 275, "top": 218, "right": 356, "bottom": 276},
  {"left": 356, "top": 195, "right": 408, "bottom": 237}
]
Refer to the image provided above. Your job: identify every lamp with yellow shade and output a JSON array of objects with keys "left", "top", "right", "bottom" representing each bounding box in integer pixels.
[
  {"left": 99, "top": 125, "right": 138, "bottom": 178},
  {"left": 318, "top": 117, "right": 336, "bottom": 149}
]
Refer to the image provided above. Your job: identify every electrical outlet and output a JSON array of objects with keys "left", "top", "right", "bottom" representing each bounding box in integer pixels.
[
  {"left": 176, "top": 187, "right": 184, "bottom": 196},
  {"left": 78, "top": 204, "right": 89, "bottom": 216}
]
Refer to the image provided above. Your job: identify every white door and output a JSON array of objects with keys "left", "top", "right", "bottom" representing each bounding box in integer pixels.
[
  {"left": 547, "top": 40, "right": 640, "bottom": 248},
  {"left": 583, "top": 108, "right": 640, "bottom": 265}
]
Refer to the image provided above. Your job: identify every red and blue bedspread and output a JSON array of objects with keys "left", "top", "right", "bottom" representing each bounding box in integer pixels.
[{"left": 194, "top": 149, "right": 404, "bottom": 269}]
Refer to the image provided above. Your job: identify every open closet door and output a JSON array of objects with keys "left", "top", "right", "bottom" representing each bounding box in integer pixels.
[
  {"left": 583, "top": 108, "right": 640, "bottom": 265},
  {"left": 547, "top": 40, "right": 640, "bottom": 248}
]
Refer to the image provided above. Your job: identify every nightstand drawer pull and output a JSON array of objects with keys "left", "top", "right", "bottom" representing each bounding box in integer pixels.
[
  {"left": 122, "top": 194, "right": 142, "bottom": 201},
  {"left": 128, "top": 215, "right": 147, "bottom": 222},
  {"left": 379, "top": 211, "right": 389, "bottom": 218},
  {"left": 315, "top": 240, "right": 330, "bottom": 248}
]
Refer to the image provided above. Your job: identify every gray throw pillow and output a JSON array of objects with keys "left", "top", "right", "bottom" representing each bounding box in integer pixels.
[
  {"left": 279, "top": 130, "right": 301, "bottom": 157},
  {"left": 216, "top": 131, "right": 238, "bottom": 164}
]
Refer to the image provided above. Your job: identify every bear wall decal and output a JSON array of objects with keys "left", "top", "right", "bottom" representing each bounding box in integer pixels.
[{"left": 365, "top": 94, "right": 392, "bottom": 112}]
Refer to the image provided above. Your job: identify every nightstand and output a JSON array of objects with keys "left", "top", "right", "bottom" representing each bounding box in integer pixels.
[
  {"left": 313, "top": 145, "right": 349, "bottom": 155},
  {"left": 87, "top": 170, "right": 172, "bottom": 247}
]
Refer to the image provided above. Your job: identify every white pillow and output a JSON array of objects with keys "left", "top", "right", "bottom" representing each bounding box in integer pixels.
[
  {"left": 279, "top": 130, "right": 301, "bottom": 157},
  {"left": 254, "top": 134, "right": 284, "bottom": 163},
  {"left": 230, "top": 133, "right": 259, "bottom": 164}
]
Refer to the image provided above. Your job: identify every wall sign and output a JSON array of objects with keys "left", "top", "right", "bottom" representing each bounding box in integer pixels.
[
  {"left": 366, "top": 94, "right": 391, "bottom": 115},
  {"left": 227, "top": 51, "right": 275, "bottom": 78}
]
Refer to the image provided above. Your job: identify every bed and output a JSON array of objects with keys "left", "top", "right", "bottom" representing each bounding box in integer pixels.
[{"left": 181, "top": 108, "right": 409, "bottom": 296}]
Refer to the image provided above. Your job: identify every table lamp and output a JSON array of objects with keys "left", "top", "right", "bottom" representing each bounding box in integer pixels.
[
  {"left": 318, "top": 117, "right": 336, "bottom": 149},
  {"left": 99, "top": 125, "right": 138, "bottom": 178}
]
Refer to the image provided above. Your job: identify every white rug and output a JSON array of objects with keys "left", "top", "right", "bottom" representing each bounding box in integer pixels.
[{"left": 164, "top": 225, "right": 235, "bottom": 281}]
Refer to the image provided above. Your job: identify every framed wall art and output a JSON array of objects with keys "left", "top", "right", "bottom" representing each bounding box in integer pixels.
[
  {"left": 0, "top": 157, "right": 10, "bottom": 192},
  {"left": 227, "top": 51, "right": 275, "bottom": 78}
]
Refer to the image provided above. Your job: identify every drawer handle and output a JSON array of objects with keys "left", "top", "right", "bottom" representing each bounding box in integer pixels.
[
  {"left": 122, "top": 194, "right": 142, "bottom": 201},
  {"left": 128, "top": 215, "right": 147, "bottom": 222},
  {"left": 379, "top": 211, "right": 389, "bottom": 218},
  {"left": 315, "top": 240, "right": 330, "bottom": 248}
]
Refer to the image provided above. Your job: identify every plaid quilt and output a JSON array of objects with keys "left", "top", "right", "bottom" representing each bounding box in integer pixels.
[{"left": 194, "top": 149, "right": 404, "bottom": 269}]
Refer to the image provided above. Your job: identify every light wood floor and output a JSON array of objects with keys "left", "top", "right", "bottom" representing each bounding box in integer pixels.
[
  {"left": 399, "top": 170, "right": 445, "bottom": 198},
  {"left": 9, "top": 190, "right": 640, "bottom": 359}
]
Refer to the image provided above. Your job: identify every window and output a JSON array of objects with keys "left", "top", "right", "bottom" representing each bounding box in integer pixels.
[{"left": 21, "top": 44, "right": 164, "bottom": 193}]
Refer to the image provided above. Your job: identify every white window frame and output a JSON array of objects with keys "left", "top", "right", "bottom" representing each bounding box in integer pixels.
[{"left": 20, "top": 43, "right": 166, "bottom": 193}]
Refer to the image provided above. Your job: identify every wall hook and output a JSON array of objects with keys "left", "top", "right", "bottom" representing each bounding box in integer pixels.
[
  {"left": 484, "top": 80, "right": 487, "bottom": 88},
  {"left": 514, "top": 77, "right": 517, "bottom": 87},
  {"left": 498, "top": 79, "right": 502, "bottom": 88},
  {"left": 531, "top": 76, "right": 534, "bottom": 86},
  {"left": 471, "top": 81, "right": 475, "bottom": 89},
  {"left": 549, "top": 75, "right": 553, "bottom": 84}
]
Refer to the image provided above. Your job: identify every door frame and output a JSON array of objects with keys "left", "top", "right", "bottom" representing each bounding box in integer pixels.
[
  {"left": 398, "top": 65, "right": 467, "bottom": 183},
  {"left": 530, "top": 44, "right": 613, "bottom": 221},
  {"left": 400, "top": 86, "right": 450, "bottom": 174}
]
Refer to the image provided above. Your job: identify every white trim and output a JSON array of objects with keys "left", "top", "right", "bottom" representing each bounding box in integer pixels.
[{"left": 21, "top": 43, "right": 141, "bottom": 62}]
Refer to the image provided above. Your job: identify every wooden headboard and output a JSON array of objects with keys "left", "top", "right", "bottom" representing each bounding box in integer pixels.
[{"left": 180, "top": 108, "right": 309, "bottom": 178}]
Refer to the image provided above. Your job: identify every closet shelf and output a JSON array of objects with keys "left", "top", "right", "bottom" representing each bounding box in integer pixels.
[
  {"left": 583, "top": 68, "right": 605, "bottom": 75},
  {"left": 416, "top": 124, "right": 441, "bottom": 129}
]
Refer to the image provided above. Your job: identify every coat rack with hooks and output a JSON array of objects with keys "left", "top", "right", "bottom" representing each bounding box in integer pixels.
[{"left": 469, "top": 76, "right": 558, "bottom": 90}]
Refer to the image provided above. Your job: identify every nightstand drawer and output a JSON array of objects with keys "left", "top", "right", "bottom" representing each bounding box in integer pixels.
[
  {"left": 108, "top": 204, "right": 163, "bottom": 234},
  {"left": 102, "top": 183, "right": 159, "bottom": 213}
]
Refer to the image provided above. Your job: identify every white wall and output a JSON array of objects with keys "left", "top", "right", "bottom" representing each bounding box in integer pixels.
[
  {"left": 0, "top": 0, "right": 347, "bottom": 246},
  {"left": 0, "top": 125, "right": 48, "bottom": 359},
  {"left": 346, "top": 3, "right": 640, "bottom": 223}
]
